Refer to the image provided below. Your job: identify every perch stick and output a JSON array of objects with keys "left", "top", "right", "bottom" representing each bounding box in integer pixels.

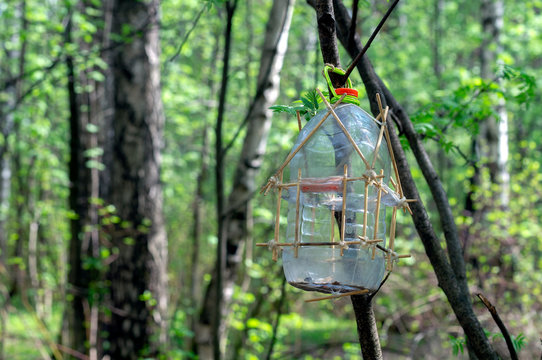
[
  {"left": 256, "top": 242, "right": 295, "bottom": 247},
  {"left": 316, "top": 89, "right": 371, "bottom": 169},
  {"left": 296, "top": 110, "right": 302, "bottom": 132},
  {"left": 372, "top": 93, "right": 389, "bottom": 169},
  {"left": 272, "top": 94, "right": 346, "bottom": 177},
  {"left": 375, "top": 93, "right": 385, "bottom": 118},
  {"left": 363, "top": 182, "right": 369, "bottom": 238},
  {"left": 348, "top": 175, "right": 384, "bottom": 182},
  {"left": 375, "top": 91, "right": 403, "bottom": 197},
  {"left": 372, "top": 170, "right": 384, "bottom": 259},
  {"left": 389, "top": 206, "right": 397, "bottom": 252},
  {"left": 311, "top": 206, "right": 316, "bottom": 244},
  {"left": 330, "top": 209, "right": 335, "bottom": 244},
  {"left": 383, "top": 125, "right": 403, "bottom": 197},
  {"left": 331, "top": 207, "right": 336, "bottom": 273},
  {"left": 340, "top": 164, "right": 348, "bottom": 256},
  {"left": 374, "top": 244, "right": 411, "bottom": 258},
  {"left": 356, "top": 237, "right": 383, "bottom": 244},
  {"left": 305, "top": 289, "right": 369, "bottom": 303},
  {"left": 256, "top": 241, "right": 382, "bottom": 248},
  {"left": 371, "top": 106, "right": 389, "bottom": 169},
  {"left": 390, "top": 177, "right": 398, "bottom": 190},
  {"left": 294, "top": 168, "right": 301, "bottom": 258},
  {"left": 272, "top": 171, "right": 284, "bottom": 261}
]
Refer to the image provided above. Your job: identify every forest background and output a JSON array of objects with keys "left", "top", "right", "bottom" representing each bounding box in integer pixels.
[{"left": 0, "top": 0, "right": 541, "bottom": 358}]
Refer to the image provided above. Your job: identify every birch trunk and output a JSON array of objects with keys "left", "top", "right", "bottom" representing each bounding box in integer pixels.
[
  {"left": 195, "top": 0, "right": 295, "bottom": 358},
  {"left": 480, "top": 0, "right": 508, "bottom": 203}
]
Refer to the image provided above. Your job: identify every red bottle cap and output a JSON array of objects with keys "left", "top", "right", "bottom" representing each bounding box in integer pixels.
[{"left": 335, "top": 88, "right": 358, "bottom": 97}]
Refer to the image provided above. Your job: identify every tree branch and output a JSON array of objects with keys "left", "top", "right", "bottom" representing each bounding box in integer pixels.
[
  {"left": 313, "top": 1, "right": 383, "bottom": 357},
  {"left": 331, "top": 1, "right": 499, "bottom": 358},
  {"left": 347, "top": 0, "right": 359, "bottom": 48},
  {"left": 351, "top": 294, "right": 383, "bottom": 360},
  {"left": 315, "top": 0, "right": 342, "bottom": 88},
  {"left": 342, "top": 0, "right": 401, "bottom": 81},
  {"left": 477, "top": 293, "right": 518, "bottom": 360}
]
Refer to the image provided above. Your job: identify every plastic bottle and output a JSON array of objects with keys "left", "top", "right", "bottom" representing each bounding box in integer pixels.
[{"left": 282, "top": 103, "right": 391, "bottom": 293}]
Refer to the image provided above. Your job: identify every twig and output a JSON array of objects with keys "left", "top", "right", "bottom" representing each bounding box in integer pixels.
[
  {"left": 342, "top": 0, "right": 401, "bottom": 81},
  {"left": 169, "top": 5, "right": 207, "bottom": 62},
  {"left": 347, "top": 0, "right": 360, "bottom": 47},
  {"left": 368, "top": 271, "right": 391, "bottom": 301},
  {"left": 265, "top": 277, "right": 287, "bottom": 360},
  {"left": 477, "top": 293, "right": 518, "bottom": 360}
]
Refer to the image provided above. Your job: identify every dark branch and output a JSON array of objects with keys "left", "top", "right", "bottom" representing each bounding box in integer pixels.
[
  {"left": 477, "top": 293, "right": 518, "bottom": 360},
  {"left": 347, "top": 0, "right": 359, "bottom": 48},
  {"left": 351, "top": 294, "right": 383, "bottom": 360},
  {"left": 332, "top": 0, "right": 499, "bottom": 358},
  {"left": 315, "top": 0, "right": 342, "bottom": 88},
  {"left": 342, "top": 0, "right": 401, "bottom": 81}
]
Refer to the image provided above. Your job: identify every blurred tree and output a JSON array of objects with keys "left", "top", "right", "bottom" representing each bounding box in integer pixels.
[
  {"left": 102, "top": 0, "right": 168, "bottom": 357},
  {"left": 61, "top": 0, "right": 112, "bottom": 357},
  {"left": 195, "top": 0, "right": 295, "bottom": 358}
]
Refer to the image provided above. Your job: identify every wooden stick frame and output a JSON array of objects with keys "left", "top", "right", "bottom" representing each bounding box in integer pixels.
[{"left": 258, "top": 91, "right": 416, "bottom": 300}]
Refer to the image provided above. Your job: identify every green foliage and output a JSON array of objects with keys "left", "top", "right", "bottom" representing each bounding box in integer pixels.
[
  {"left": 449, "top": 334, "right": 465, "bottom": 356},
  {"left": 2, "top": 0, "right": 542, "bottom": 357},
  {"left": 270, "top": 89, "right": 323, "bottom": 121},
  {"left": 449, "top": 330, "right": 527, "bottom": 356}
]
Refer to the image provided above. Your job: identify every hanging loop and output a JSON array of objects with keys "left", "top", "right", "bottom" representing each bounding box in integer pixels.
[{"left": 323, "top": 64, "right": 360, "bottom": 106}]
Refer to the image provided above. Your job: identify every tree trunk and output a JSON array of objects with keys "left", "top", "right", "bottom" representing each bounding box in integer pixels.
[
  {"left": 351, "top": 294, "right": 383, "bottom": 360},
  {"left": 481, "top": 0, "right": 509, "bottom": 206},
  {"left": 196, "top": 0, "right": 295, "bottom": 358},
  {"left": 479, "top": 0, "right": 507, "bottom": 194},
  {"left": 104, "top": 0, "right": 168, "bottom": 357},
  {"left": 331, "top": 1, "right": 499, "bottom": 358},
  {"left": 62, "top": 1, "right": 111, "bottom": 356}
]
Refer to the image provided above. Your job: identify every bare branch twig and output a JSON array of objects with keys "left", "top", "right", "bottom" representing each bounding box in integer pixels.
[{"left": 477, "top": 293, "right": 518, "bottom": 360}]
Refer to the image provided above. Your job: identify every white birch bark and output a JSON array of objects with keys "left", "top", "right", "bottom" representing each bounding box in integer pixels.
[
  {"left": 195, "top": 0, "right": 295, "bottom": 358},
  {"left": 480, "top": 0, "right": 509, "bottom": 207}
]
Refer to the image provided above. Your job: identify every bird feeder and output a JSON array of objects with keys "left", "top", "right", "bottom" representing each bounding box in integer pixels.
[{"left": 260, "top": 66, "right": 414, "bottom": 301}]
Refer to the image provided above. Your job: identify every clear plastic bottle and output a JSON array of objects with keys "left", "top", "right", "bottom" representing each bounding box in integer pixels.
[{"left": 282, "top": 103, "right": 391, "bottom": 293}]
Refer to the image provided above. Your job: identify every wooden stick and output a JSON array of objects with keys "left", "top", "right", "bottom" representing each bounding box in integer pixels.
[
  {"left": 272, "top": 171, "right": 284, "bottom": 261},
  {"left": 305, "top": 289, "right": 369, "bottom": 303},
  {"left": 371, "top": 106, "right": 388, "bottom": 168},
  {"left": 363, "top": 182, "right": 369, "bottom": 238},
  {"left": 340, "top": 164, "right": 348, "bottom": 256},
  {"left": 375, "top": 92, "right": 403, "bottom": 198},
  {"left": 316, "top": 89, "right": 371, "bottom": 169},
  {"left": 356, "top": 237, "right": 383, "bottom": 244},
  {"left": 256, "top": 242, "right": 295, "bottom": 247},
  {"left": 332, "top": 207, "right": 336, "bottom": 273},
  {"left": 272, "top": 93, "right": 346, "bottom": 177},
  {"left": 296, "top": 110, "right": 302, "bottom": 132},
  {"left": 257, "top": 240, "right": 382, "bottom": 248},
  {"left": 383, "top": 125, "right": 403, "bottom": 197},
  {"left": 375, "top": 93, "right": 385, "bottom": 117},
  {"left": 389, "top": 206, "right": 397, "bottom": 252},
  {"left": 311, "top": 205, "right": 316, "bottom": 243},
  {"left": 347, "top": 175, "right": 385, "bottom": 182},
  {"left": 371, "top": 94, "right": 389, "bottom": 169},
  {"left": 294, "top": 168, "right": 302, "bottom": 258},
  {"left": 390, "top": 176, "right": 397, "bottom": 190},
  {"left": 372, "top": 170, "right": 384, "bottom": 259}
]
